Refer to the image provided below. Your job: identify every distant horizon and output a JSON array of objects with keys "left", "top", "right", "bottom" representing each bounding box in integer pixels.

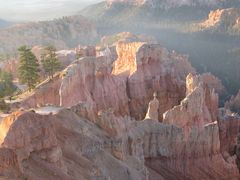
[{"left": 0, "top": 0, "right": 103, "bottom": 21}]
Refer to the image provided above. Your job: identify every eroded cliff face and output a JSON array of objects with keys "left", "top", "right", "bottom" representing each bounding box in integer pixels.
[
  {"left": 200, "top": 8, "right": 240, "bottom": 35},
  {"left": 225, "top": 89, "right": 240, "bottom": 114},
  {"left": 163, "top": 73, "right": 219, "bottom": 136},
  {"left": 156, "top": 73, "right": 238, "bottom": 179},
  {"left": 5, "top": 41, "right": 240, "bottom": 179},
  {"left": 16, "top": 42, "right": 195, "bottom": 122},
  {"left": 62, "top": 42, "right": 195, "bottom": 121},
  {"left": 12, "top": 75, "right": 62, "bottom": 110},
  {"left": 0, "top": 108, "right": 147, "bottom": 180},
  {"left": 1, "top": 78, "right": 239, "bottom": 179},
  {"left": 218, "top": 108, "right": 240, "bottom": 157}
]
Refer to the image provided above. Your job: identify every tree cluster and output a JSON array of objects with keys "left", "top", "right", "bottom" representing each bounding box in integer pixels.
[{"left": 18, "top": 45, "right": 61, "bottom": 91}]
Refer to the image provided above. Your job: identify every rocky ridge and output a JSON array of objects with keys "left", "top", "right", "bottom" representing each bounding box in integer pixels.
[
  {"left": 1, "top": 73, "right": 239, "bottom": 179},
  {"left": 15, "top": 41, "right": 195, "bottom": 122},
  {"left": 106, "top": 0, "right": 231, "bottom": 9},
  {"left": 0, "top": 16, "right": 98, "bottom": 54},
  {"left": 199, "top": 8, "right": 240, "bottom": 35},
  {"left": 1, "top": 41, "right": 239, "bottom": 179}
]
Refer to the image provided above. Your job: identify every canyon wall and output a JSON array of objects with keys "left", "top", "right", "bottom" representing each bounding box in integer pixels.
[
  {"left": 16, "top": 42, "right": 195, "bottom": 122},
  {"left": 200, "top": 8, "right": 240, "bottom": 35},
  {"left": 5, "top": 41, "right": 240, "bottom": 179},
  {"left": 58, "top": 42, "right": 195, "bottom": 121},
  {"left": 1, "top": 73, "right": 239, "bottom": 179}
]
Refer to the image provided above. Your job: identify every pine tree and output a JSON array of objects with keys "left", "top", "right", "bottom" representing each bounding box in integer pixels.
[
  {"left": 0, "top": 70, "right": 16, "bottom": 98},
  {"left": 41, "top": 45, "right": 61, "bottom": 80},
  {"left": 18, "top": 46, "right": 40, "bottom": 90}
]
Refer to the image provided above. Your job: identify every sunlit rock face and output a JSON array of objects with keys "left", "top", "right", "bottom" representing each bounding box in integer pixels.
[
  {"left": 186, "top": 72, "right": 225, "bottom": 95},
  {"left": 163, "top": 73, "right": 219, "bottom": 136},
  {"left": 60, "top": 42, "right": 195, "bottom": 121},
  {"left": 112, "top": 42, "right": 195, "bottom": 120},
  {"left": 17, "top": 42, "right": 195, "bottom": 122},
  {"left": 6, "top": 40, "right": 240, "bottom": 179},
  {"left": 200, "top": 8, "right": 240, "bottom": 34}
]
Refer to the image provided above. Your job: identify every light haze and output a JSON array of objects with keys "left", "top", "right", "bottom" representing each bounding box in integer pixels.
[{"left": 0, "top": 0, "right": 102, "bottom": 21}]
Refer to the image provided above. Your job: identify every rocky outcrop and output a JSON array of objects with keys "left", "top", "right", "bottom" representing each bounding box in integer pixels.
[
  {"left": 200, "top": 8, "right": 240, "bottom": 35},
  {"left": 61, "top": 42, "right": 195, "bottom": 121},
  {"left": 6, "top": 41, "right": 239, "bottom": 179},
  {"left": 0, "top": 108, "right": 147, "bottom": 180},
  {"left": 163, "top": 73, "right": 219, "bottom": 136},
  {"left": 1, "top": 101, "right": 239, "bottom": 179},
  {"left": 56, "top": 50, "right": 77, "bottom": 67},
  {"left": 75, "top": 45, "right": 96, "bottom": 58},
  {"left": 112, "top": 42, "right": 195, "bottom": 120},
  {"left": 0, "top": 148, "right": 21, "bottom": 179},
  {"left": 186, "top": 72, "right": 225, "bottom": 95},
  {"left": 156, "top": 73, "right": 239, "bottom": 179},
  {"left": 16, "top": 42, "right": 195, "bottom": 122},
  {"left": 12, "top": 75, "right": 62, "bottom": 109},
  {"left": 225, "top": 89, "right": 240, "bottom": 114},
  {"left": 129, "top": 120, "right": 238, "bottom": 180},
  {"left": 144, "top": 92, "right": 159, "bottom": 121},
  {"left": 218, "top": 109, "right": 240, "bottom": 155}
]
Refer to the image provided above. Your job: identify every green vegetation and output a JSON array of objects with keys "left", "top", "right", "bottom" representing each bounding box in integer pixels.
[
  {"left": 0, "top": 70, "right": 16, "bottom": 113},
  {"left": 18, "top": 46, "right": 40, "bottom": 90},
  {"left": 0, "top": 70, "right": 16, "bottom": 98},
  {"left": 41, "top": 45, "right": 61, "bottom": 79}
]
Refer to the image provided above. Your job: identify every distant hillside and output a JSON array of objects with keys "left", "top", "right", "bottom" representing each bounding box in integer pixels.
[
  {"left": 0, "top": 16, "right": 98, "bottom": 54},
  {"left": 81, "top": 2, "right": 208, "bottom": 24},
  {"left": 100, "top": 32, "right": 157, "bottom": 46},
  {"left": 80, "top": 0, "right": 240, "bottom": 25},
  {"left": 106, "top": 0, "right": 238, "bottom": 9},
  {"left": 0, "top": 19, "right": 12, "bottom": 28}
]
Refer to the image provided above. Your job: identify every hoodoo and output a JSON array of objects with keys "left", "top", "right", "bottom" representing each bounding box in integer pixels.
[{"left": 145, "top": 92, "right": 160, "bottom": 121}]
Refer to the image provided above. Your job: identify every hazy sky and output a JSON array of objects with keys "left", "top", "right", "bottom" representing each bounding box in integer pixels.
[{"left": 0, "top": 0, "right": 102, "bottom": 21}]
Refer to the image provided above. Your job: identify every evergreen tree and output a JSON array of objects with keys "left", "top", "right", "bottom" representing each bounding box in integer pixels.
[
  {"left": 41, "top": 45, "right": 61, "bottom": 79},
  {"left": 0, "top": 70, "right": 16, "bottom": 98},
  {"left": 18, "top": 46, "right": 40, "bottom": 90}
]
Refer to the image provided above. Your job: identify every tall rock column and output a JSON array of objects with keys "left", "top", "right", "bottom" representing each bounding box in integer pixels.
[{"left": 144, "top": 92, "right": 159, "bottom": 121}]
